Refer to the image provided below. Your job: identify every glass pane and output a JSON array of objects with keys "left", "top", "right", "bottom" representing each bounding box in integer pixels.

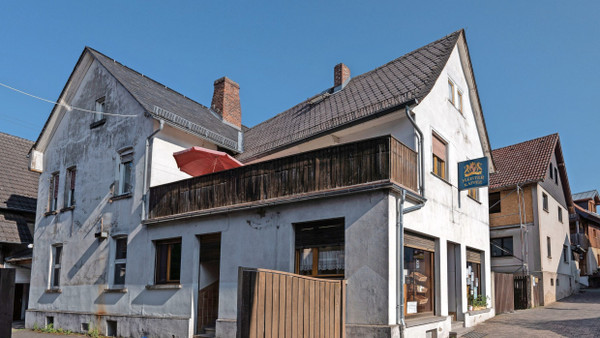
[
  {"left": 404, "top": 247, "right": 434, "bottom": 315},
  {"left": 116, "top": 238, "right": 127, "bottom": 259},
  {"left": 317, "top": 246, "right": 344, "bottom": 276},
  {"left": 53, "top": 268, "right": 60, "bottom": 287},
  {"left": 504, "top": 238, "right": 513, "bottom": 255},
  {"left": 114, "top": 263, "right": 126, "bottom": 285},
  {"left": 156, "top": 244, "right": 168, "bottom": 283},
  {"left": 123, "top": 161, "right": 133, "bottom": 193},
  {"left": 298, "top": 249, "right": 313, "bottom": 275},
  {"left": 54, "top": 246, "right": 62, "bottom": 264},
  {"left": 169, "top": 242, "right": 181, "bottom": 282}
]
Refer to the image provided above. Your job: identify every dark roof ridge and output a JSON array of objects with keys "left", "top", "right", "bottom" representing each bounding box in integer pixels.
[
  {"left": 84, "top": 46, "right": 213, "bottom": 113},
  {"left": 574, "top": 189, "right": 598, "bottom": 196},
  {"left": 0, "top": 131, "right": 34, "bottom": 143},
  {"left": 493, "top": 133, "right": 558, "bottom": 152}
]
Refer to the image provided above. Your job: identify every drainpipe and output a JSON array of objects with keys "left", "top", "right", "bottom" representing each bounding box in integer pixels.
[
  {"left": 405, "top": 103, "right": 424, "bottom": 197},
  {"left": 142, "top": 119, "right": 164, "bottom": 220},
  {"left": 396, "top": 190, "right": 425, "bottom": 335}
]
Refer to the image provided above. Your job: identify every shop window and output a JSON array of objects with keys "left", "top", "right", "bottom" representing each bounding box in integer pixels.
[
  {"left": 432, "top": 134, "right": 447, "bottom": 180},
  {"left": 404, "top": 232, "right": 435, "bottom": 317},
  {"left": 491, "top": 237, "right": 513, "bottom": 257},
  {"left": 467, "top": 249, "right": 482, "bottom": 305},
  {"left": 489, "top": 192, "right": 501, "bottom": 213},
  {"left": 295, "top": 218, "right": 344, "bottom": 278},
  {"left": 155, "top": 238, "right": 182, "bottom": 284}
]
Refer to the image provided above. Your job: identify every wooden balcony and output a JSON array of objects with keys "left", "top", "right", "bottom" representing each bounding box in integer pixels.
[{"left": 148, "top": 135, "right": 418, "bottom": 220}]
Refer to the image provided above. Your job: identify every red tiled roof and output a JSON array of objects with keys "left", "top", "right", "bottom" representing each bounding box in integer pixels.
[{"left": 489, "top": 134, "right": 558, "bottom": 190}]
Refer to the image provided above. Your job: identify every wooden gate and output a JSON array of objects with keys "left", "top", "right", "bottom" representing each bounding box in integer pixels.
[
  {"left": 493, "top": 272, "right": 514, "bottom": 314},
  {"left": 514, "top": 275, "right": 528, "bottom": 310},
  {"left": 237, "top": 267, "right": 346, "bottom": 338}
]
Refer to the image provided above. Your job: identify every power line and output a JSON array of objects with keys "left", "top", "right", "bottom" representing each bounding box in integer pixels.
[{"left": 0, "top": 82, "right": 138, "bottom": 117}]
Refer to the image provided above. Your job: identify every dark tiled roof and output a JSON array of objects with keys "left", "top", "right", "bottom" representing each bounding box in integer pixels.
[
  {"left": 489, "top": 134, "right": 558, "bottom": 190},
  {"left": 573, "top": 190, "right": 599, "bottom": 201},
  {"left": 574, "top": 204, "right": 600, "bottom": 225},
  {"left": 0, "top": 211, "right": 33, "bottom": 244},
  {"left": 237, "top": 30, "right": 463, "bottom": 162},
  {"left": 0, "top": 132, "right": 39, "bottom": 212},
  {"left": 86, "top": 48, "right": 240, "bottom": 151}
]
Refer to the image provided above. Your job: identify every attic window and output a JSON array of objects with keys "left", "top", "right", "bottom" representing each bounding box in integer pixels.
[
  {"left": 94, "top": 97, "right": 105, "bottom": 122},
  {"left": 448, "top": 80, "right": 455, "bottom": 105},
  {"left": 554, "top": 168, "right": 558, "bottom": 185},
  {"left": 549, "top": 163, "right": 553, "bottom": 179}
]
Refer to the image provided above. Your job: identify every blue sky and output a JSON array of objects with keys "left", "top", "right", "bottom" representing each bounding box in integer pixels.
[{"left": 0, "top": 1, "right": 598, "bottom": 193}]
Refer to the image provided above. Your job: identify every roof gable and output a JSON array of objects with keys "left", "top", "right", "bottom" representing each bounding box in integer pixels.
[
  {"left": 573, "top": 190, "right": 600, "bottom": 203},
  {"left": 237, "top": 30, "right": 463, "bottom": 162}
]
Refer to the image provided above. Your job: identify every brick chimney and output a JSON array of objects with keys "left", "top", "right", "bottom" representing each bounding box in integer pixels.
[
  {"left": 211, "top": 77, "right": 241, "bottom": 128},
  {"left": 334, "top": 63, "right": 350, "bottom": 87}
]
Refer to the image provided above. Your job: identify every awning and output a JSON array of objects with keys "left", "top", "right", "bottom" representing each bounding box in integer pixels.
[{"left": 173, "top": 146, "right": 243, "bottom": 177}]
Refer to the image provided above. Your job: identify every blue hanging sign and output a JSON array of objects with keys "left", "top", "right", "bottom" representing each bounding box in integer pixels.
[{"left": 458, "top": 157, "right": 489, "bottom": 191}]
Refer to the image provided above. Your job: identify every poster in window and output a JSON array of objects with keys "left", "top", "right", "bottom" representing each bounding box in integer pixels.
[{"left": 407, "top": 301, "right": 418, "bottom": 314}]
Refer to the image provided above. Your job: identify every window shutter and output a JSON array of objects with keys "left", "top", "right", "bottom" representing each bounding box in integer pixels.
[
  {"left": 432, "top": 135, "right": 447, "bottom": 162},
  {"left": 404, "top": 232, "right": 436, "bottom": 252},
  {"left": 467, "top": 249, "right": 482, "bottom": 264},
  {"left": 295, "top": 218, "right": 344, "bottom": 248}
]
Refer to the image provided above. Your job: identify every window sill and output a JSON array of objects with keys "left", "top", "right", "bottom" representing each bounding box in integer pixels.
[
  {"left": 404, "top": 314, "right": 445, "bottom": 327},
  {"left": 543, "top": 208, "right": 549, "bottom": 213},
  {"left": 104, "top": 287, "right": 128, "bottom": 293},
  {"left": 60, "top": 206, "right": 75, "bottom": 212},
  {"left": 467, "top": 195, "right": 481, "bottom": 204},
  {"left": 431, "top": 172, "right": 452, "bottom": 186},
  {"left": 145, "top": 284, "right": 182, "bottom": 290},
  {"left": 90, "top": 118, "right": 106, "bottom": 129},
  {"left": 110, "top": 193, "right": 132, "bottom": 202},
  {"left": 44, "top": 211, "right": 58, "bottom": 217},
  {"left": 45, "top": 288, "right": 62, "bottom": 294}
]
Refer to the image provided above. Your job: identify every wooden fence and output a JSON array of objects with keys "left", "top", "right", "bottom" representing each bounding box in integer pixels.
[
  {"left": 237, "top": 267, "right": 346, "bottom": 338},
  {"left": 493, "top": 272, "right": 514, "bottom": 314},
  {"left": 149, "top": 135, "right": 417, "bottom": 219}
]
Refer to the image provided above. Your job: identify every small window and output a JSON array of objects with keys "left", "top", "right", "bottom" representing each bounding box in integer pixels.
[
  {"left": 457, "top": 90, "right": 463, "bottom": 113},
  {"left": 549, "top": 163, "right": 553, "bottom": 179},
  {"left": 557, "top": 278, "right": 560, "bottom": 286},
  {"left": 547, "top": 236, "right": 552, "bottom": 258},
  {"left": 64, "top": 167, "right": 76, "bottom": 208},
  {"left": 491, "top": 237, "right": 513, "bottom": 257},
  {"left": 432, "top": 134, "right": 447, "bottom": 180},
  {"left": 155, "top": 238, "right": 182, "bottom": 284},
  {"left": 295, "top": 218, "right": 345, "bottom": 278},
  {"left": 94, "top": 97, "right": 105, "bottom": 122},
  {"left": 563, "top": 245, "right": 569, "bottom": 263},
  {"left": 48, "top": 172, "right": 59, "bottom": 212},
  {"left": 543, "top": 193, "right": 549, "bottom": 211},
  {"left": 113, "top": 237, "right": 127, "bottom": 285},
  {"left": 550, "top": 278, "right": 554, "bottom": 286},
  {"left": 106, "top": 320, "right": 117, "bottom": 337},
  {"left": 468, "top": 188, "right": 479, "bottom": 201},
  {"left": 489, "top": 192, "right": 501, "bottom": 213},
  {"left": 51, "top": 245, "right": 62, "bottom": 287},
  {"left": 558, "top": 207, "right": 563, "bottom": 223},
  {"left": 448, "top": 80, "right": 455, "bottom": 105},
  {"left": 554, "top": 168, "right": 558, "bottom": 184},
  {"left": 116, "top": 148, "right": 134, "bottom": 196}
]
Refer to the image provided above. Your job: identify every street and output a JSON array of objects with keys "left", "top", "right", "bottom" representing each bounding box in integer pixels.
[{"left": 467, "top": 288, "right": 600, "bottom": 337}]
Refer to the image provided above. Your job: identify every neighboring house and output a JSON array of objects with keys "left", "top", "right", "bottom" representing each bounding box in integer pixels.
[
  {"left": 570, "top": 190, "right": 600, "bottom": 279},
  {"left": 0, "top": 132, "right": 39, "bottom": 321},
  {"left": 27, "top": 29, "right": 494, "bottom": 338},
  {"left": 489, "top": 133, "right": 578, "bottom": 306}
]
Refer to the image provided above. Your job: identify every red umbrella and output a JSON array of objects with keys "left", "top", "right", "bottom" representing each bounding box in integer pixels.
[{"left": 173, "top": 146, "right": 243, "bottom": 177}]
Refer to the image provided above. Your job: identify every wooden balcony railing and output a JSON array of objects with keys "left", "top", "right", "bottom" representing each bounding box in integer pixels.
[{"left": 148, "top": 135, "right": 418, "bottom": 219}]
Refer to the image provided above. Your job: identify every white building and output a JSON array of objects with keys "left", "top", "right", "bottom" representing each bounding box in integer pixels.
[{"left": 27, "top": 29, "right": 494, "bottom": 337}]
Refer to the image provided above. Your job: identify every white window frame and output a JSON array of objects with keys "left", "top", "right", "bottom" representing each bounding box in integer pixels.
[
  {"left": 51, "top": 244, "right": 62, "bottom": 288},
  {"left": 94, "top": 97, "right": 105, "bottom": 122},
  {"left": 116, "top": 147, "right": 134, "bottom": 196},
  {"left": 111, "top": 236, "right": 127, "bottom": 287},
  {"left": 64, "top": 166, "right": 76, "bottom": 208}
]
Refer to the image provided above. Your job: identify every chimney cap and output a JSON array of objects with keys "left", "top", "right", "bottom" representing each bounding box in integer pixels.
[{"left": 214, "top": 76, "right": 240, "bottom": 88}]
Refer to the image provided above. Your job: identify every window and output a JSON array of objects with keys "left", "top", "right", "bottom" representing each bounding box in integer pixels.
[
  {"left": 448, "top": 80, "right": 455, "bottom": 104},
  {"left": 554, "top": 168, "right": 558, "bottom": 184},
  {"left": 432, "top": 134, "right": 447, "bottom": 180},
  {"left": 468, "top": 188, "right": 479, "bottom": 201},
  {"left": 113, "top": 237, "right": 127, "bottom": 285},
  {"left": 64, "top": 167, "right": 76, "bottom": 208},
  {"left": 94, "top": 97, "right": 105, "bottom": 122},
  {"left": 558, "top": 207, "right": 563, "bottom": 223},
  {"left": 547, "top": 236, "right": 552, "bottom": 258},
  {"left": 467, "top": 249, "right": 482, "bottom": 305},
  {"left": 48, "top": 172, "right": 59, "bottom": 212},
  {"left": 491, "top": 237, "right": 513, "bottom": 257},
  {"left": 155, "top": 238, "right": 181, "bottom": 284},
  {"left": 116, "top": 148, "right": 134, "bottom": 196},
  {"left": 550, "top": 278, "right": 554, "bottom": 286},
  {"left": 489, "top": 192, "right": 501, "bottom": 213},
  {"left": 51, "top": 245, "right": 62, "bottom": 288},
  {"left": 563, "top": 245, "right": 569, "bottom": 263},
  {"left": 295, "top": 218, "right": 345, "bottom": 278},
  {"left": 549, "top": 163, "right": 553, "bottom": 179},
  {"left": 404, "top": 242, "right": 435, "bottom": 317},
  {"left": 457, "top": 90, "right": 463, "bottom": 113},
  {"left": 543, "top": 193, "right": 548, "bottom": 211}
]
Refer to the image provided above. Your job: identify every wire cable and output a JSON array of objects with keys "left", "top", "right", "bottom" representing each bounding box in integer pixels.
[{"left": 0, "top": 81, "right": 138, "bottom": 117}]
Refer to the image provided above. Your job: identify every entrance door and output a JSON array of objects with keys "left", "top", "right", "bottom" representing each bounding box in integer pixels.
[
  {"left": 447, "top": 242, "right": 461, "bottom": 320},
  {"left": 197, "top": 233, "right": 221, "bottom": 334}
]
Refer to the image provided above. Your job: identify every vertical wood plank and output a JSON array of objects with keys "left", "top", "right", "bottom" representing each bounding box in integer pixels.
[
  {"left": 256, "top": 271, "right": 266, "bottom": 338},
  {"left": 271, "top": 274, "right": 279, "bottom": 338},
  {"left": 279, "top": 274, "right": 286, "bottom": 338},
  {"left": 324, "top": 282, "right": 330, "bottom": 338},
  {"left": 303, "top": 279, "right": 310, "bottom": 337},
  {"left": 265, "top": 272, "right": 273, "bottom": 338},
  {"left": 291, "top": 277, "right": 298, "bottom": 338},
  {"left": 297, "top": 278, "right": 304, "bottom": 337},
  {"left": 319, "top": 281, "right": 325, "bottom": 338},
  {"left": 286, "top": 275, "right": 292, "bottom": 338}
]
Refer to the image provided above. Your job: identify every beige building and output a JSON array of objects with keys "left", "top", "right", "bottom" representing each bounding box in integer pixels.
[{"left": 489, "top": 133, "right": 578, "bottom": 305}]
